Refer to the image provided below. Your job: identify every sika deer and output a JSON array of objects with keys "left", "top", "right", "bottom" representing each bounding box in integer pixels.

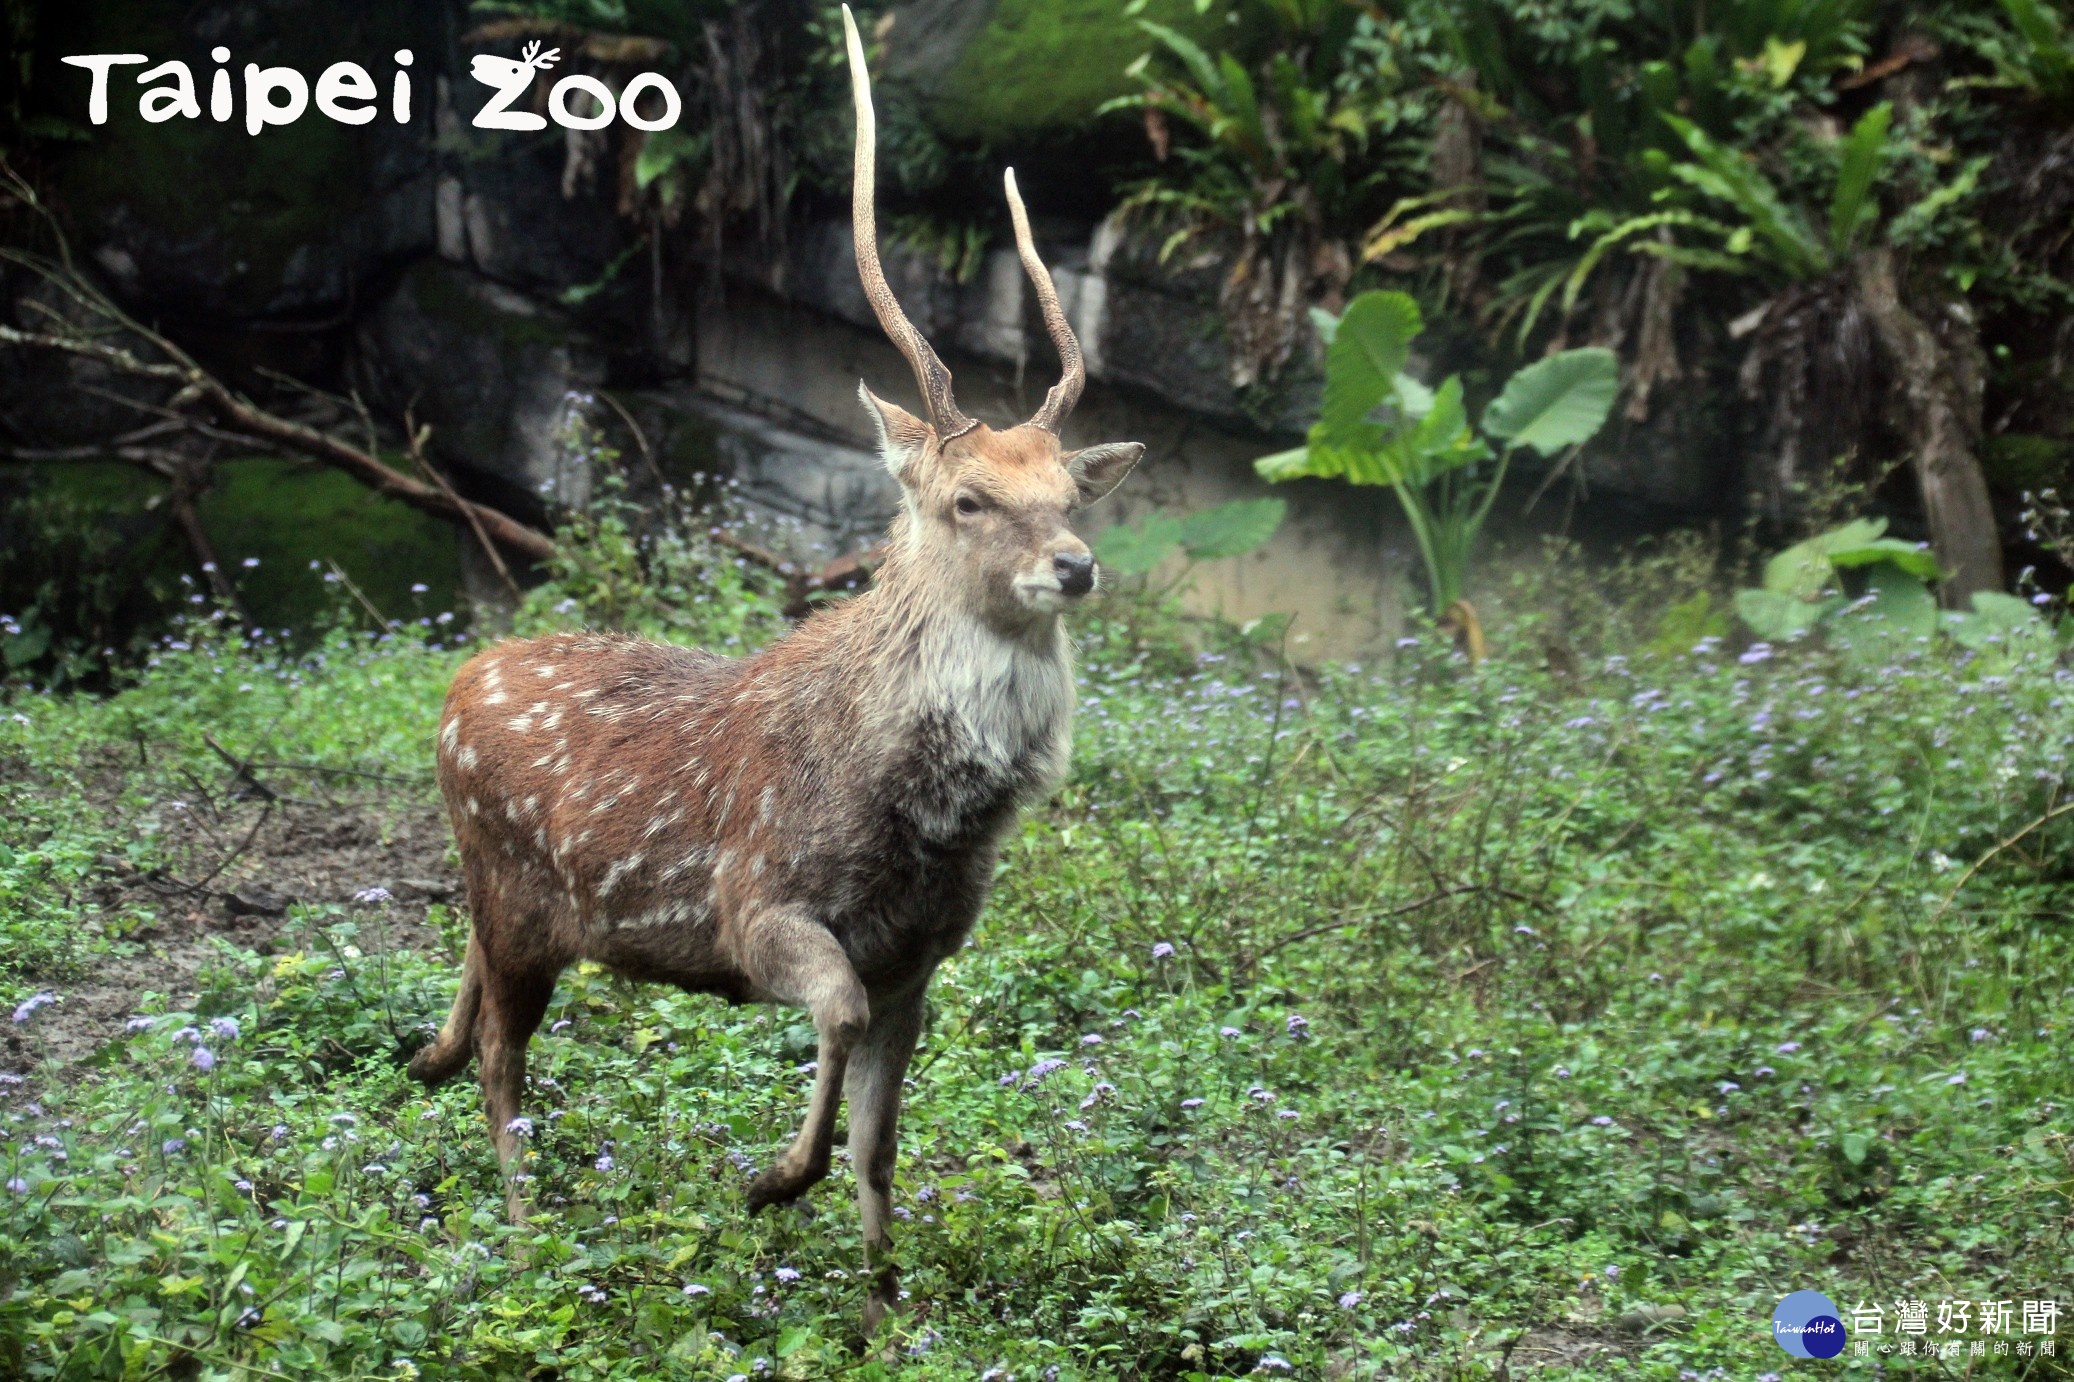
[{"left": 408, "top": 4, "right": 1142, "bottom": 1329}]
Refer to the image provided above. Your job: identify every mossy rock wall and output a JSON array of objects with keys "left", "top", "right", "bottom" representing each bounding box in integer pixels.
[
  {"left": 35, "top": 0, "right": 441, "bottom": 320},
  {"left": 355, "top": 260, "right": 605, "bottom": 511},
  {"left": 886, "top": 0, "right": 1220, "bottom": 142}
]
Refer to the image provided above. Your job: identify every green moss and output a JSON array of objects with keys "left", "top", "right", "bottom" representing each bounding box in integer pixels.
[
  {"left": 3, "top": 457, "right": 460, "bottom": 657},
  {"left": 403, "top": 260, "right": 575, "bottom": 352},
  {"left": 1982, "top": 433, "right": 2074, "bottom": 493},
  {"left": 928, "top": 0, "right": 1221, "bottom": 142},
  {"left": 198, "top": 458, "right": 462, "bottom": 630}
]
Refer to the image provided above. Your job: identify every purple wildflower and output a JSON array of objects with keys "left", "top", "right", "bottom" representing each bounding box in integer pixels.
[
  {"left": 1151, "top": 941, "right": 1176, "bottom": 959},
  {"left": 208, "top": 1017, "right": 240, "bottom": 1042},
  {"left": 1339, "top": 1290, "right": 1362, "bottom": 1309},
  {"left": 11, "top": 993, "right": 56, "bottom": 1025}
]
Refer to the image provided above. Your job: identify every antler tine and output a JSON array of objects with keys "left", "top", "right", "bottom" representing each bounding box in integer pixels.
[
  {"left": 842, "top": 5, "right": 976, "bottom": 440},
  {"left": 1003, "top": 168, "right": 1084, "bottom": 435}
]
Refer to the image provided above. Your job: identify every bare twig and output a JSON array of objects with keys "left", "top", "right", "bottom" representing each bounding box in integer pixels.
[
  {"left": 406, "top": 411, "right": 522, "bottom": 599},
  {"left": 200, "top": 733, "right": 280, "bottom": 803},
  {"left": 165, "top": 464, "right": 258, "bottom": 633},
  {"left": 1933, "top": 799, "right": 2074, "bottom": 920},
  {"left": 324, "top": 560, "right": 393, "bottom": 630},
  {"left": 597, "top": 389, "right": 666, "bottom": 489}
]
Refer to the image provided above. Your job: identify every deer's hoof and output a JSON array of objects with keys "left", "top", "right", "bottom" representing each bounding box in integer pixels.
[
  {"left": 745, "top": 1165, "right": 808, "bottom": 1213},
  {"left": 862, "top": 1266, "right": 901, "bottom": 1335}
]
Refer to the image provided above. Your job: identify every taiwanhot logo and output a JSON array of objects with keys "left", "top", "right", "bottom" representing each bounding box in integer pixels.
[{"left": 1773, "top": 1289, "right": 1848, "bottom": 1359}]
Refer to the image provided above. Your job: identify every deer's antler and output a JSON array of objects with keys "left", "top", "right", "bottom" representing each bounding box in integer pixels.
[
  {"left": 1003, "top": 169, "right": 1085, "bottom": 435},
  {"left": 842, "top": 4, "right": 976, "bottom": 441}
]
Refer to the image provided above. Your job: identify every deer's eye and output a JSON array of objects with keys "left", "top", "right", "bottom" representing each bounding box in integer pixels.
[{"left": 954, "top": 494, "right": 984, "bottom": 517}]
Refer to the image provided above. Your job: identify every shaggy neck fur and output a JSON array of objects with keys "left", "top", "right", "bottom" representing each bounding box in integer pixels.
[{"left": 771, "top": 525, "right": 1075, "bottom": 795}]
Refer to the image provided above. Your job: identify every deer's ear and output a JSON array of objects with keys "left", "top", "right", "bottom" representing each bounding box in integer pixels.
[
  {"left": 858, "top": 383, "right": 936, "bottom": 484},
  {"left": 1063, "top": 441, "right": 1144, "bottom": 505}
]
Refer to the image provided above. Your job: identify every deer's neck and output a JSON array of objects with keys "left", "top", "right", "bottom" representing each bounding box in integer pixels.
[{"left": 845, "top": 574, "right": 1075, "bottom": 789}]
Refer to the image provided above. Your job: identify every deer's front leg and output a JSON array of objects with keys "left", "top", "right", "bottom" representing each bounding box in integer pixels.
[
  {"left": 844, "top": 981, "right": 927, "bottom": 1333},
  {"left": 739, "top": 905, "right": 869, "bottom": 1212}
]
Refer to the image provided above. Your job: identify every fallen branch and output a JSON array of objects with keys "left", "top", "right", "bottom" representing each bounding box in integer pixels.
[
  {"left": 708, "top": 529, "right": 883, "bottom": 619},
  {"left": 0, "top": 165, "right": 556, "bottom": 565}
]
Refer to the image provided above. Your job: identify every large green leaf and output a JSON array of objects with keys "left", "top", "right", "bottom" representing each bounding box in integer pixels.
[
  {"left": 1405, "top": 376, "right": 1488, "bottom": 478},
  {"left": 2000, "top": 0, "right": 2074, "bottom": 87},
  {"left": 1829, "top": 103, "right": 1891, "bottom": 255},
  {"left": 1825, "top": 537, "right": 1940, "bottom": 581},
  {"left": 1393, "top": 372, "right": 1436, "bottom": 420},
  {"left": 1319, "top": 291, "right": 1423, "bottom": 442},
  {"left": 1830, "top": 565, "right": 1937, "bottom": 666},
  {"left": 1859, "top": 565, "right": 1939, "bottom": 637},
  {"left": 1176, "top": 498, "right": 1287, "bottom": 560},
  {"left": 1254, "top": 444, "right": 1321, "bottom": 482},
  {"left": 1481, "top": 348, "right": 1619, "bottom": 457},
  {"left": 1093, "top": 513, "right": 1184, "bottom": 577},
  {"left": 1734, "top": 587, "right": 1840, "bottom": 641},
  {"left": 1944, "top": 589, "right": 2051, "bottom": 654},
  {"left": 1761, "top": 518, "right": 1887, "bottom": 600}
]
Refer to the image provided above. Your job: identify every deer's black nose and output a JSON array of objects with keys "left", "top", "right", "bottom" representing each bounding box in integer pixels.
[{"left": 1054, "top": 550, "right": 1096, "bottom": 597}]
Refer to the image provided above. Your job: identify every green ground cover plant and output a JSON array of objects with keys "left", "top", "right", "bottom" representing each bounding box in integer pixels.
[{"left": 0, "top": 554, "right": 2068, "bottom": 1378}]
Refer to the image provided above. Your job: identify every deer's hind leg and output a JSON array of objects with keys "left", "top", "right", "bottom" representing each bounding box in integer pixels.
[
  {"left": 460, "top": 876, "right": 567, "bottom": 1223},
  {"left": 479, "top": 955, "right": 558, "bottom": 1223},
  {"left": 738, "top": 904, "right": 869, "bottom": 1212},
  {"left": 408, "top": 929, "right": 484, "bottom": 1088}
]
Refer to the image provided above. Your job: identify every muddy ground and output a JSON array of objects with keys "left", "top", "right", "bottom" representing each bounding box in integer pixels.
[{"left": 5, "top": 769, "right": 461, "bottom": 1077}]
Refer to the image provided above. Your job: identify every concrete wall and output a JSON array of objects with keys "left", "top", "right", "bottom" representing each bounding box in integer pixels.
[{"left": 693, "top": 287, "right": 1419, "bottom": 660}]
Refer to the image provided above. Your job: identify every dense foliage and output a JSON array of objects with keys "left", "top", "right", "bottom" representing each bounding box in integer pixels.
[{"left": 0, "top": 549, "right": 2068, "bottom": 1378}]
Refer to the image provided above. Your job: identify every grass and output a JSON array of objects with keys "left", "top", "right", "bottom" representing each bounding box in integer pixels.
[{"left": 0, "top": 544, "right": 2069, "bottom": 1379}]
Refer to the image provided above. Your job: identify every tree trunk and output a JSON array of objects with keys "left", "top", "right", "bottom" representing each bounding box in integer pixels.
[{"left": 1854, "top": 247, "right": 2003, "bottom": 606}]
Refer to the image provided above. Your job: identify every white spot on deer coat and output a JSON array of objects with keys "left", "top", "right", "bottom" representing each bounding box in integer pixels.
[{"left": 597, "top": 852, "right": 646, "bottom": 899}]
